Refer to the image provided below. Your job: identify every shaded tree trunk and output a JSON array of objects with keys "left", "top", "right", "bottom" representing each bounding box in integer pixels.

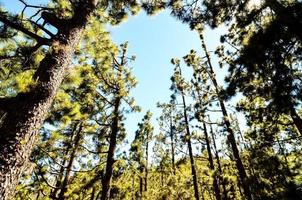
[
  {"left": 0, "top": 1, "right": 97, "bottom": 199},
  {"left": 203, "top": 122, "right": 221, "bottom": 200},
  {"left": 170, "top": 117, "right": 176, "bottom": 176},
  {"left": 101, "top": 97, "right": 121, "bottom": 200},
  {"left": 139, "top": 174, "right": 143, "bottom": 199},
  {"left": 290, "top": 107, "right": 302, "bottom": 136}
]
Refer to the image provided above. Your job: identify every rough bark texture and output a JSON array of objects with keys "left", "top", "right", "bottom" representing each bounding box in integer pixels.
[
  {"left": 101, "top": 97, "right": 121, "bottom": 200},
  {"left": 0, "top": 1, "right": 97, "bottom": 199}
]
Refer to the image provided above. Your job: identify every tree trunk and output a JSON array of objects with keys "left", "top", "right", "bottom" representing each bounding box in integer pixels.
[
  {"left": 0, "top": 1, "right": 97, "bottom": 199},
  {"left": 139, "top": 174, "right": 143, "bottom": 199},
  {"left": 50, "top": 123, "right": 79, "bottom": 199},
  {"left": 181, "top": 92, "right": 200, "bottom": 200},
  {"left": 144, "top": 129, "right": 149, "bottom": 192},
  {"left": 209, "top": 123, "right": 228, "bottom": 200},
  {"left": 101, "top": 97, "right": 121, "bottom": 200},
  {"left": 200, "top": 35, "right": 252, "bottom": 200},
  {"left": 170, "top": 117, "right": 176, "bottom": 175},
  {"left": 203, "top": 123, "right": 221, "bottom": 200},
  {"left": 57, "top": 123, "right": 83, "bottom": 200},
  {"left": 290, "top": 107, "right": 302, "bottom": 136}
]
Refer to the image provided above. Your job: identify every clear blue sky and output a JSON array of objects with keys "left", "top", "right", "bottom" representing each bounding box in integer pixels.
[
  {"left": 1, "top": 0, "right": 227, "bottom": 144},
  {"left": 108, "top": 11, "right": 226, "bottom": 143}
]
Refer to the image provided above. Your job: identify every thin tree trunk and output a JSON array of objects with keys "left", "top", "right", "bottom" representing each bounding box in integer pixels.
[
  {"left": 200, "top": 35, "right": 252, "bottom": 200},
  {"left": 50, "top": 154, "right": 69, "bottom": 199},
  {"left": 203, "top": 122, "right": 221, "bottom": 200},
  {"left": 90, "top": 187, "right": 96, "bottom": 200},
  {"left": 209, "top": 123, "right": 228, "bottom": 200},
  {"left": 132, "top": 171, "right": 135, "bottom": 200},
  {"left": 170, "top": 117, "right": 176, "bottom": 176},
  {"left": 144, "top": 131, "right": 149, "bottom": 192},
  {"left": 0, "top": 1, "right": 97, "bottom": 198},
  {"left": 50, "top": 122, "right": 79, "bottom": 199},
  {"left": 139, "top": 174, "right": 143, "bottom": 199},
  {"left": 57, "top": 123, "right": 83, "bottom": 200},
  {"left": 181, "top": 91, "right": 200, "bottom": 200},
  {"left": 101, "top": 97, "right": 121, "bottom": 200}
]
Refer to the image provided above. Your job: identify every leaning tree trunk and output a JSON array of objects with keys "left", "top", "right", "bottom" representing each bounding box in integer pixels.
[{"left": 0, "top": 1, "right": 97, "bottom": 199}]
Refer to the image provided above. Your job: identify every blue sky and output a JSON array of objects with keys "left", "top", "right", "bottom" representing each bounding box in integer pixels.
[
  {"left": 108, "top": 11, "right": 227, "bottom": 143},
  {"left": 1, "top": 0, "right": 227, "bottom": 144}
]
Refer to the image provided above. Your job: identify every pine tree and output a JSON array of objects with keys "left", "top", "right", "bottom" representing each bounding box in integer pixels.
[
  {"left": 0, "top": 0, "right": 141, "bottom": 197},
  {"left": 170, "top": 59, "right": 200, "bottom": 200},
  {"left": 130, "top": 111, "right": 154, "bottom": 199}
]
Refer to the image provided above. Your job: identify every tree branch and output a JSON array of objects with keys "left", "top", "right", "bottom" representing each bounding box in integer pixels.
[{"left": 0, "top": 13, "right": 51, "bottom": 45}]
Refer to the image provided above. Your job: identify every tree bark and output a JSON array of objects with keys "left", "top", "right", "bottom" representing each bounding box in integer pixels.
[
  {"left": 101, "top": 97, "right": 121, "bottom": 200},
  {"left": 0, "top": 1, "right": 97, "bottom": 199}
]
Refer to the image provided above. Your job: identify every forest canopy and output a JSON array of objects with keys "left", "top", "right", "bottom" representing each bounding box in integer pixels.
[{"left": 0, "top": 0, "right": 301, "bottom": 200}]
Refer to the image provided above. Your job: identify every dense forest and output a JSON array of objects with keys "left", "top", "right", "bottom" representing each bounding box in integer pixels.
[{"left": 0, "top": 0, "right": 302, "bottom": 199}]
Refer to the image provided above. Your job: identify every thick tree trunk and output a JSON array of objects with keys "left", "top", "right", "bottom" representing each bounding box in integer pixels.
[
  {"left": 101, "top": 98, "right": 121, "bottom": 200},
  {"left": 0, "top": 1, "right": 97, "bottom": 199},
  {"left": 200, "top": 36, "right": 252, "bottom": 200},
  {"left": 203, "top": 123, "right": 221, "bottom": 200},
  {"left": 57, "top": 123, "right": 83, "bottom": 200}
]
